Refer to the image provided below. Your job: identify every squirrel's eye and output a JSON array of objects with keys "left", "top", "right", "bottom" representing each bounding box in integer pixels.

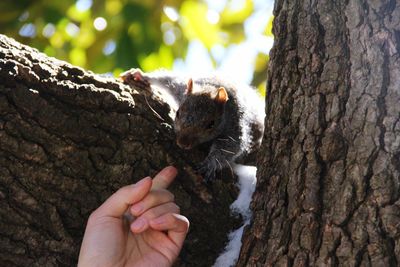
[
  {"left": 176, "top": 110, "right": 180, "bottom": 118},
  {"left": 206, "top": 120, "right": 215, "bottom": 130}
]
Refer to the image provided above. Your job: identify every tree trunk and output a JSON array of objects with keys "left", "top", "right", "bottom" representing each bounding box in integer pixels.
[
  {"left": 238, "top": 0, "right": 400, "bottom": 266},
  {"left": 0, "top": 35, "right": 242, "bottom": 267}
]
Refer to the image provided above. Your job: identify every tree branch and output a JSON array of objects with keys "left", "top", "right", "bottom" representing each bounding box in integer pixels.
[{"left": 0, "top": 34, "right": 240, "bottom": 267}]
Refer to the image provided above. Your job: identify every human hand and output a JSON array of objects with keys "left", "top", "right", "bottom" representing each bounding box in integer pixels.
[{"left": 78, "top": 166, "right": 189, "bottom": 267}]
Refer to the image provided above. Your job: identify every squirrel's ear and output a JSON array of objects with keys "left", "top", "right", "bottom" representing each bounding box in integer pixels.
[
  {"left": 185, "top": 78, "right": 193, "bottom": 94},
  {"left": 215, "top": 87, "right": 229, "bottom": 104}
]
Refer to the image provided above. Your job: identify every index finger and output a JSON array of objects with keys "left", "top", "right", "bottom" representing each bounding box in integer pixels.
[
  {"left": 151, "top": 166, "right": 178, "bottom": 190},
  {"left": 92, "top": 177, "right": 152, "bottom": 219}
]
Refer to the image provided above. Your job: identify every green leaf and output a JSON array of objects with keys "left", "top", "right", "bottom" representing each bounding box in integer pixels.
[
  {"left": 220, "top": 0, "right": 253, "bottom": 25},
  {"left": 265, "top": 15, "right": 274, "bottom": 37},
  {"left": 70, "top": 47, "right": 86, "bottom": 67},
  {"left": 179, "top": 1, "right": 222, "bottom": 48}
]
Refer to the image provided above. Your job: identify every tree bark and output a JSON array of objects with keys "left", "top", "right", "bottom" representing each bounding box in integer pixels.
[
  {"left": 0, "top": 35, "right": 242, "bottom": 267},
  {"left": 238, "top": 0, "right": 400, "bottom": 266}
]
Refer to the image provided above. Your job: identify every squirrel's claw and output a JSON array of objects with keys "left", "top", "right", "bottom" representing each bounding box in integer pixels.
[
  {"left": 120, "top": 68, "right": 151, "bottom": 90},
  {"left": 195, "top": 160, "right": 217, "bottom": 182}
]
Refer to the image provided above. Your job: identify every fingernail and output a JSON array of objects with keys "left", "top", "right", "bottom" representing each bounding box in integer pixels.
[
  {"left": 131, "top": 203, "right": 143, "bottom": 214},
  {"left": 167, "top": 166, "right": 177, "bottom": 174},
  {"left": 131, "top": 218, "right": 146, "bottom": 231}
]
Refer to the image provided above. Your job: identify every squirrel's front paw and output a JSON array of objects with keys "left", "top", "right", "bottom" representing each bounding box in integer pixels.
[
  {"left": 119, "top": 68, "right": 151, "bottom": 90},
  {"left": 196, "top": 160, "right": 217, "bottom": 182}
]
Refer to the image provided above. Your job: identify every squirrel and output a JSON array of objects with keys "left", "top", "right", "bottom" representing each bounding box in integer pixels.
[{"left": 120, "top": 69, "right": 265, "bottom": 181}]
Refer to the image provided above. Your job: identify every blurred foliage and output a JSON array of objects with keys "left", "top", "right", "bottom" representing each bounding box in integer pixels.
[{"left": 0, "top": 0, "right": 272, "bottom": 90}]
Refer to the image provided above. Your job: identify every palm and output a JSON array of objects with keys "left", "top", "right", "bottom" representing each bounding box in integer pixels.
[
  {"left": 121, "top": 223, "right": 176, "bottom": 267},
  {"left": 78, "top": 167, "right": 188, "bottom": 267},
  {"left": 87, "top": 217, "right": 176, "bottom": 267}
]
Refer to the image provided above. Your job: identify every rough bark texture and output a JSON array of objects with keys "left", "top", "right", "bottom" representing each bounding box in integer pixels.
[
  {"left": 0, "top": 35, "right": 242, "bottom": 267},
  {"left": 238, "top": 0, "right": 400, "bottom": 266}
]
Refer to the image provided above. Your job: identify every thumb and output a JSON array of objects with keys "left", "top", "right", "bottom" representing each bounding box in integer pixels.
[{"left": 93, "top": 177, "right": 152, "bottom": 219}]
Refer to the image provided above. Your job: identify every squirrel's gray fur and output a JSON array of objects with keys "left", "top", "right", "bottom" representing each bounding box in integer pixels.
[{"left": 121, "top": 69, "right": 265, "bottom": 181}]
